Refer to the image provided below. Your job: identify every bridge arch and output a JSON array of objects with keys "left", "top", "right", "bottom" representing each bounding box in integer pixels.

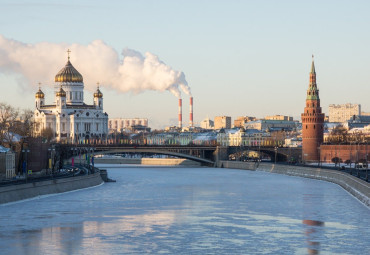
[{"left": 92, "top": 147, "right": 215, "bottom": 166}]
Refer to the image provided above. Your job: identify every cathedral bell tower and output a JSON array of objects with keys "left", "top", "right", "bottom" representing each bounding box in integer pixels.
[
  {"left": 35, "top": 83, "right": 45, "bottom": 109},
  {"left": 301, "top": 57, "right": 325, "bottom": 162},
  {"left": 93, "top": 83, "right": 103, "bottom": 109}
]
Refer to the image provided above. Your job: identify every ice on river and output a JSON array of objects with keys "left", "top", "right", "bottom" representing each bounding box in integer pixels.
[{"left": 1, "top": 165, "right": 369, "bottom": 254}]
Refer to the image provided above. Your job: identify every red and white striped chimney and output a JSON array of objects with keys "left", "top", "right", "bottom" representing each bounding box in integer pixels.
[
  {"left": 178, "top": 98, "right": 182, "bottom": 128},
  {"left": 189, "top": 97, "right": 193, "bottom": 127}
]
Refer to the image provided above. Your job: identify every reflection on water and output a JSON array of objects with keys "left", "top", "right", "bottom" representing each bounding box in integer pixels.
[
  {"left": 303, "top": 219, "right": 325, "bottom": 255},
  {"left": 0, "top": 167, "right": 369, "bottom": 254}
]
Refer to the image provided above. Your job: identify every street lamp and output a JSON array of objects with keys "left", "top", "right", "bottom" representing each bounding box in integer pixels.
[
  {"left": 47, "top": 148, "right": 55, "bottom": 176},
  {"left": 21, "top": 149, "right": 30, "bottom": 180},
  {"left": 274, "top": 146, "right": 277, "bottom": 164}
]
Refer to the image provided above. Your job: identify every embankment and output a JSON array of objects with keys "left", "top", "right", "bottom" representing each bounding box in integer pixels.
[
  {"left": 94, "top": 157, "right": 201, "bottom": 166},
  {"left": 258, "top": 162, "right": 370, "bottom": 207},
  {"left": 217, "top": 160, "right": 370, "bottom": 207},
  {"left": 218, "top": 160, "right": 257, "bottom": 170},
  {"left": 0, "top": 172, "right": 103, "bottom": 205}
]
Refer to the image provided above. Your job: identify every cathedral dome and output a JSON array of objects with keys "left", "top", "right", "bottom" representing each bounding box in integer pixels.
[
  {"left": 35, "top": 88, "right": 44, "bottom": 99},
  {"left": 55, "top": 60, "right": 83, "bottom": 83},
  {"left": 56, "top": 87, "right": 66, "bottom": 97},
  {"left": 94, "top": 87, "right": 103, "bottom": 98}
]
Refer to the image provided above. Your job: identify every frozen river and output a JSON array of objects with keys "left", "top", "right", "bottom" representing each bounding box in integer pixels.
[{"left": 1, "top": 165, "right": 369, "bottom": 254}]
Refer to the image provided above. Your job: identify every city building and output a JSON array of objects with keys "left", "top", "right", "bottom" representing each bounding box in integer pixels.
[
  {"left": 328, "top": 103, "right": 361, "bottom": 123},
  {"left": 33, "top": 51, "right": 108, "bottom": 143},
  {"left": 244, "top": 119, "right": 298, "bottom": 132},
  {"left": 265, "top": 115, "right": 293, "bottom": 121},
  {"left": 214, "top": 116, "right": 231, "bottom": 129},
  {"left": 217, "top": 128, "right": 284, "bottom": 147},
  {"left": 0, "top": 146, "right": 15, "bottom": 179},
  {"left": 233, "top": 116, "right": 256, "bottom": 128},
  {"left": 200, "top": 117, "right": 214, "bottom": 129},
  {"left": 109, "top": 118, "right": 149, "bottom": 132},
  {"left": 345, "top": 115, "right": 370, "bottom": 129},
  {"left": 301, "top": 58, "right": 325, "bottom": 162}
]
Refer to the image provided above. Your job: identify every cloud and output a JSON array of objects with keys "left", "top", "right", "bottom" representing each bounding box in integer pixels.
[{"left": 0, "top": 35, "right": 191, "bottom": 98}]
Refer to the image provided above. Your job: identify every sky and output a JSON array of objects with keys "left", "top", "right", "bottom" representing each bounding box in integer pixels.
[{"left": 0, "top": 0, "right": 369, "bottom": 129}]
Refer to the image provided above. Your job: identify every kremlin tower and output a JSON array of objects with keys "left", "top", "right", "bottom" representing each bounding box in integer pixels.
[{"left": 301, "top": 57, "right": 325, "bottom": 162}]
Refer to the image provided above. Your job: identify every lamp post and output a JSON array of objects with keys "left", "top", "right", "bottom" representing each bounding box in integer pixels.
[
  {"left": 21, "top": 149, "right": 30, "bottom": 180},
  {"left": 47, "top": 148, "right": 55, "bottom": 176},
  {"left": 274, "top": 146, "right": 277, "bottom": 164}
]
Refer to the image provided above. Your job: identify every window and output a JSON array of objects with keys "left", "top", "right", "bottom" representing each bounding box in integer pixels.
[
  {"left": 314, "top": 125, "right": 316, "bottom": 129},
  {"left": 70, "top": 92, "right": 72, "bottom": 100},
  {"left": 84, "top": 123, "right": 91, "bottom": 132},
  {"left": 96, "top": 123, "right": 99, "bottom": 131},
  {"left": 62, "top": 123, "right": 65, "bottom": 132}
]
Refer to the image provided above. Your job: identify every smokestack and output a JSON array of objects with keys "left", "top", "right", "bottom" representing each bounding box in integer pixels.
[
  {"left": 178, "top": 98, "right": 182, "bottom": 128},
  {"left": 189, "top": 97, "right": 193, "bottom": 127}
]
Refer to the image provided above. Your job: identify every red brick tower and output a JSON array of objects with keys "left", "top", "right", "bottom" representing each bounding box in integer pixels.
[{"left": 301, "top": 57, "right": 325, "bottom": 162}]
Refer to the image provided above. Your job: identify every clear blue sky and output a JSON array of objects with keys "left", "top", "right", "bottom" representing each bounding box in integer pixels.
[{"left": 0, "top": 0, "right": 369, "bottom": 129}]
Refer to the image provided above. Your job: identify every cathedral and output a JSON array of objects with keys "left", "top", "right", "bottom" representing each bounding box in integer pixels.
[{"left": 33, "top": 51, "right": 108, "bottom": 143}]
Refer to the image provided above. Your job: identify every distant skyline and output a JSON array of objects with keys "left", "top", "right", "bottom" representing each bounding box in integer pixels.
[{"left": 0, "top": 0, "right": 370, "bottom": 129}]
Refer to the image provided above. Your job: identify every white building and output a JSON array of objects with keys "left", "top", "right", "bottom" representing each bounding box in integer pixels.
[
  {"left": 33, "top": 53, "right": 108, "bottom": 143},
  {"left": 328, "top": 103, "right": 361, "bottom": 123},
  {"left": 109, "top": 118, "right": 148, "bottom": 132},
  {"left": 200, "top": 117, "right": 214, "bottom": 129}
]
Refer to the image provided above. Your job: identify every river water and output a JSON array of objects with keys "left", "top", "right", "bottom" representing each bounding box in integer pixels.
[{"left": 1, "top": 165, "right": 369, "bottom": 254}]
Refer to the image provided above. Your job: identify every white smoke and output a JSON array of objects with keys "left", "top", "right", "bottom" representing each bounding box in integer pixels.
[{"left": 0, "top": 35, "right": 191, "bottom": 97}]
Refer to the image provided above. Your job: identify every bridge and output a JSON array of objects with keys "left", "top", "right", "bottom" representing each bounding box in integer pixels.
[
  {"left": 62, "top": 145, "right": 219, "bottom": 166},
  {"left": 92, "top": 146, "right": 216, "bottom": 166},
  {"left": 227, "top": 146, "right": 302, "bottom": 163},
  {"left": 60, "top": 144, "right": 302, "bottom": 166}
]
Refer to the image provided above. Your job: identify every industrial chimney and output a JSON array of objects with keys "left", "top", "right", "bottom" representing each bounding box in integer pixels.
[
  {"left": 189, "top": 97, "right": 193, "bottom": 127},
  {"left": 178, "top": 98, "right": 182, "bottom": 128}
]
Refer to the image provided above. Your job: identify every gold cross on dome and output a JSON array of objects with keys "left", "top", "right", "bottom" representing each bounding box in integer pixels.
[
  {"left": 97, "top": 82, "right": 100, "bottom": 89},
  {"left": 38, "top": 82, "right": 41, "bottom": 89},
  {"left": 67, "top": 49, "right": 71, "bottom": 60}
]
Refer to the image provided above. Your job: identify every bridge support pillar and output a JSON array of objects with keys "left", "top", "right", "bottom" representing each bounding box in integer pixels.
[{"left": 214, "top": 146, "right": 228, "bottom": 167}]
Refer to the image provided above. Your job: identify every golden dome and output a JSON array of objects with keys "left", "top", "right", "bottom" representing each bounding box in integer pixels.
[
  {"left": 35, "top": 88, "right": 44, "bottom": 99},
  {"left": 56, "top": 87, "right": 66, "bottom": 97},
  {"left": 94, "top": 87, "right": 103, "bottom": 98},
  {"left": 55, "top": 60, "right": 83, "bottom": 83}
]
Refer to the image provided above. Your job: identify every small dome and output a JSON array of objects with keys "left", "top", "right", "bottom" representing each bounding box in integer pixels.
[
  {"left": 35, "top": 88, "right": 44, "bottom": 99},
  {"left": 56, "top": 87, "right": 66, "bottom": 97},
  {"left": 94, "top": 87, "right": 103, "bottom": 98},
  {"left": 55, "top": 60, "right": 83, "bottom": 83}
]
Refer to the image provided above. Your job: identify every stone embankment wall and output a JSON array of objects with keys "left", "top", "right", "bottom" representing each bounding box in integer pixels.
[
  {"left": 218, "top": 160, "right": 257, "bottom": 170},
  {"left": 258, "top": 162, "right": 370, "bottom": 207},
  {"left": 0, "top": 173, "right": 103, "bottom": 205},
  {"left": 94, "top": 158, "right": 201, "bottom": 166}
]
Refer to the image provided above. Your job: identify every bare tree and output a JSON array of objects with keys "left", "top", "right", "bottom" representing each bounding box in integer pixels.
[
  {"left": 0, "top": 103, "right": 35, "bottom": 148},
  {"left": 0, "top": 102, "right": 20, "bottom": 148},
  {"left": 40, "top": 127, "right": 54, "bottom": 142},
  {"left": 327, "top": 125, "right": 348, "bottom": 144}
]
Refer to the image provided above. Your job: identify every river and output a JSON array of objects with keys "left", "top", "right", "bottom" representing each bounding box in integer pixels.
[{"left": 1, "top": 165, "right": 369, "bottom": 254}]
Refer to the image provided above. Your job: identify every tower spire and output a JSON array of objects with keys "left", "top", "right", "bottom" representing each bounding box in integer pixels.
[{"left": 311, "top": 54, "right": 316, "bottom": 74}]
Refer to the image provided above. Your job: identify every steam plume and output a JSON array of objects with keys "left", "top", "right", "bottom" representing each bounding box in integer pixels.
[{"left": 0, "top": 35, "right": 191, "bottom": 97}]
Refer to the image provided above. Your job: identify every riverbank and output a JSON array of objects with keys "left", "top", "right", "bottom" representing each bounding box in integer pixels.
[
  {"left": 218, "top": 160, "right": 257, "bottom": 170},
  {"left": 0, "top": 172, "right": 103, "bottom": 205},
  {"left": 257, "top": 162, "right": 370, "bottom": 207}
]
